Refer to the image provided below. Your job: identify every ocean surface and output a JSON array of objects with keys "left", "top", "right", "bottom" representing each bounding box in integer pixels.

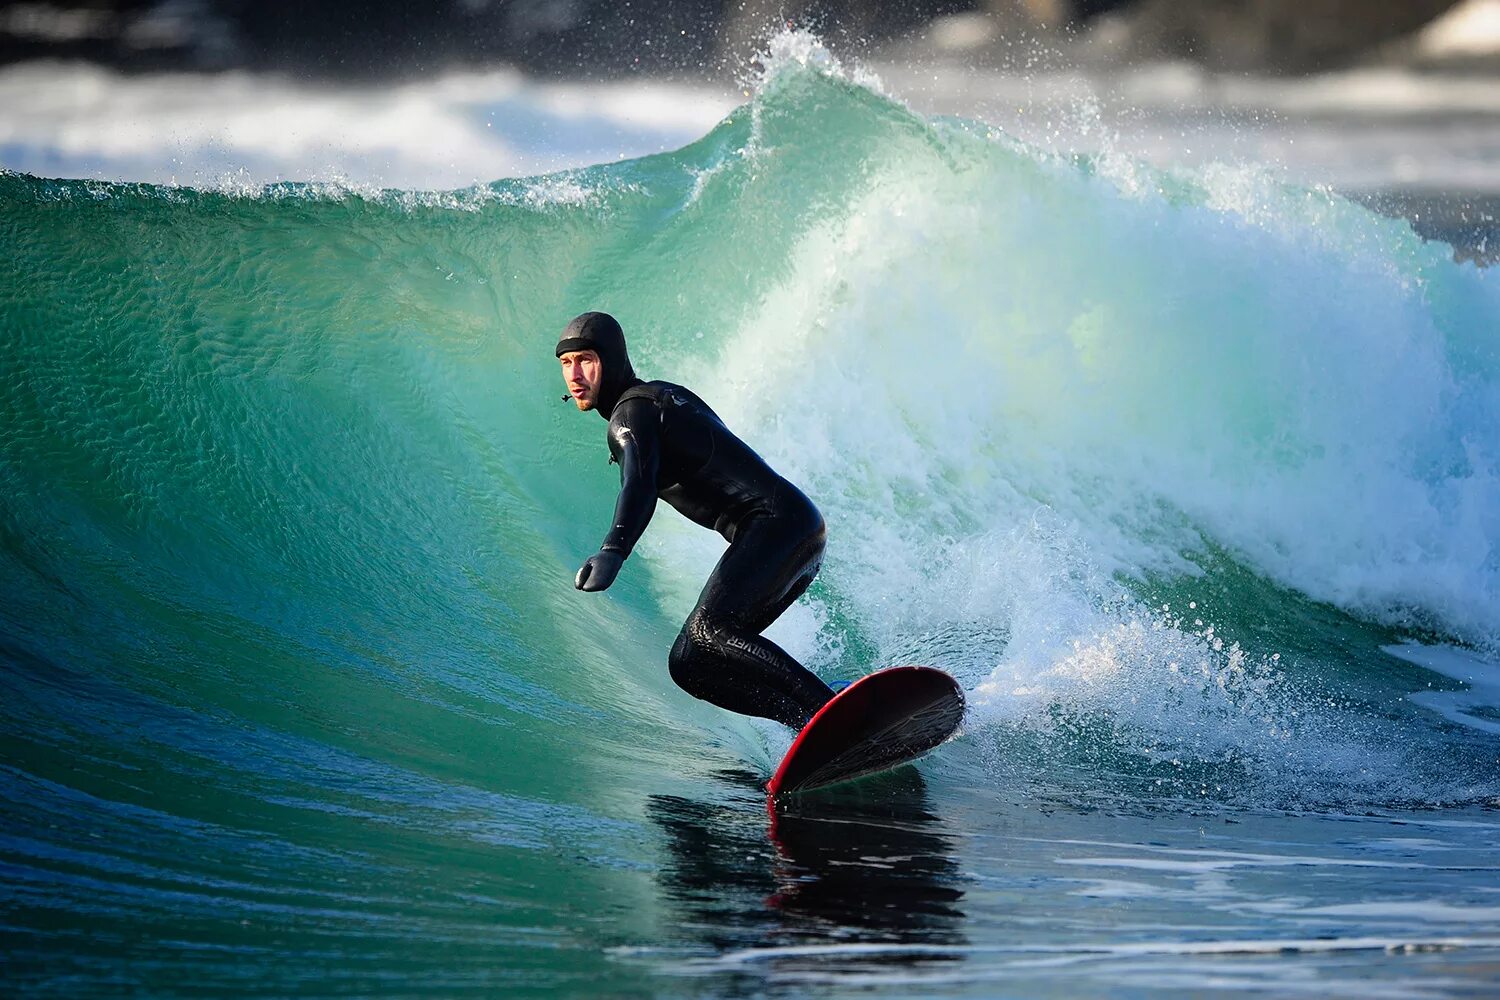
[{"left": 4, "top": 34, "right": 1500, "bottom": 997}]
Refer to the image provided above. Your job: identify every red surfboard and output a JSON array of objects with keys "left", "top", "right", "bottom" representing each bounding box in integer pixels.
[{"left": 767, "top": 666, "right": 965, "bottom": 800}]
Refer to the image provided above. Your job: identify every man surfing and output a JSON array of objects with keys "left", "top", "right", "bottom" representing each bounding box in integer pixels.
[{"left": 557, "top": 311, "right": 836, "bottom": 729}]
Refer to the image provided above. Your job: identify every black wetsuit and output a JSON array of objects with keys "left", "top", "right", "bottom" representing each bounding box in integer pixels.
[
  {"left": 557, "top": 311, "right": 834, "bottom": 730},
  {"left": 605, "top": 381, "right": 834, "bottom": 729}
]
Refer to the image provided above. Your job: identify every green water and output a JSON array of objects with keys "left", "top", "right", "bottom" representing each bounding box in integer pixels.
[{"left": 4, "top": 53, "right": 1500, "bottom": 996}]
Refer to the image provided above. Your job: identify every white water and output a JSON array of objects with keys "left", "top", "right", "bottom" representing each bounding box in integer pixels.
[
  {"left": 11, "top": 43, "right": 1497, "bottom": 809},
  {"left": 1388, "top": 641, "right": 1500, "bottom": 736},
  {"left": 8, "top": 53, "right": 1500, "bottom": 193},
  {"left": 0, "top": 61, "right": 739, "bottom": 188},
  {"left": 607, "top": 40, "right": 1500, "bottom": 807}
]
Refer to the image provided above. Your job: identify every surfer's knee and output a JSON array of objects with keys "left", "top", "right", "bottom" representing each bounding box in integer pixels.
[
  {"left": 668, "top": 617, "right": 712, "bottom": 693},
  {"left": 670, "top": 606, "right": 741, "bottom": 691}
]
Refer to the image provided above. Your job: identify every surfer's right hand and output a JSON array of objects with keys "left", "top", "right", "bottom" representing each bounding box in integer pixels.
[{"left": 575, "top": 549, "right": 624, "bottom": 592}]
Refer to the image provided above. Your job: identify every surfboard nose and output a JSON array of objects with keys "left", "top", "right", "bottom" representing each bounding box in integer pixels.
[{"left": 768, "top": 665, "right": 965, "bottom": 799}]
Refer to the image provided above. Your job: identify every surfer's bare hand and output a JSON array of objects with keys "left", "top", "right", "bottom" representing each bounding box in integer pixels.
[{"left": 575, "top": 550, "right": 623, "bottom": 592}]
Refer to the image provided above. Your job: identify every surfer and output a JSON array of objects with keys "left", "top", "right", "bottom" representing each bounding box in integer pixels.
[{"left": 557, "top": 311, "right": 836, "bottom": 729}]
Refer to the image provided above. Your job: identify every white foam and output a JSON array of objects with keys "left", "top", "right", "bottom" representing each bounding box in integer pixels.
[
  {"left": 692, "top": 934, "right": 1500, "bottom": 966},
  {"left": 1385, "top": 642, "right": 1500, "bottom": 735},
  {"left": 1303, "top": 901, "right": 1500, "bottom": 922},
  {"left": 668, "top": 87, "right": 1500, "bottom": 801},
  {"left": 0, "top": 61, "right": 738, "bottom": 188},
  {"left": 873, "top": 57, "right": 1500, "bottom": 193},
  {"left": 1058, "top": 852, "right": 1444, "bottom": 874}
]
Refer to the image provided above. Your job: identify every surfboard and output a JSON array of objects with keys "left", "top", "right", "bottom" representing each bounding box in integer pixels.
[{"left": 767, "top": 665, "right": 965, "bottom": 800}]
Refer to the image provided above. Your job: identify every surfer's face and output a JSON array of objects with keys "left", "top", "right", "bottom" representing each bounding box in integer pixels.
[{"left": 560, "top": 349, "right": 603, "bottom": 411}]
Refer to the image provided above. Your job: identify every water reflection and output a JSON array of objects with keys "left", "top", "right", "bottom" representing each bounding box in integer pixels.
[{"left": 647, "top": 768, "right": 967, "bottom": 974}]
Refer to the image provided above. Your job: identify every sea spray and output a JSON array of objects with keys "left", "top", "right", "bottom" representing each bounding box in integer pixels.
[
  {"left": 5, "top": 34, "right": 1500, "bottom": 998},
  {"left": 638, "top": 38, "right": 1500, "bottom": 805}
]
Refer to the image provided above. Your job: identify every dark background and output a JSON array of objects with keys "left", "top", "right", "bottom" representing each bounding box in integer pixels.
[{"left": 0, "top": 0, "right": 1476, "bottom": 79}]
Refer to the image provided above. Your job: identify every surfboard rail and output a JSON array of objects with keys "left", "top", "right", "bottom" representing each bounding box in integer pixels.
[{"left": 767, "top": 665, "right": 964, "bottom": 800}]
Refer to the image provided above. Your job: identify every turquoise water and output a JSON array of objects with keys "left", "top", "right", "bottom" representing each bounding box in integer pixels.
[{"left": 4, "top": 47, "right": 1500, "bottom": 996}]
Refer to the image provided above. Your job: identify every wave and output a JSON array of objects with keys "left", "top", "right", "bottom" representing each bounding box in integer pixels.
[{"left": 3, "top": 35, "right": 1499, "bottom": 834}]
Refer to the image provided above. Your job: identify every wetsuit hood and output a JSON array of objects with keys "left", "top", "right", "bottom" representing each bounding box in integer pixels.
[{"left": 555, "top": 311, "right": 642, "bottom": 418}]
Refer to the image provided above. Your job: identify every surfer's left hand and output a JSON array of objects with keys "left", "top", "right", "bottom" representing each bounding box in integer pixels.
[{"left": 576, "top": 550, "right": 623, "bottom": 592}]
